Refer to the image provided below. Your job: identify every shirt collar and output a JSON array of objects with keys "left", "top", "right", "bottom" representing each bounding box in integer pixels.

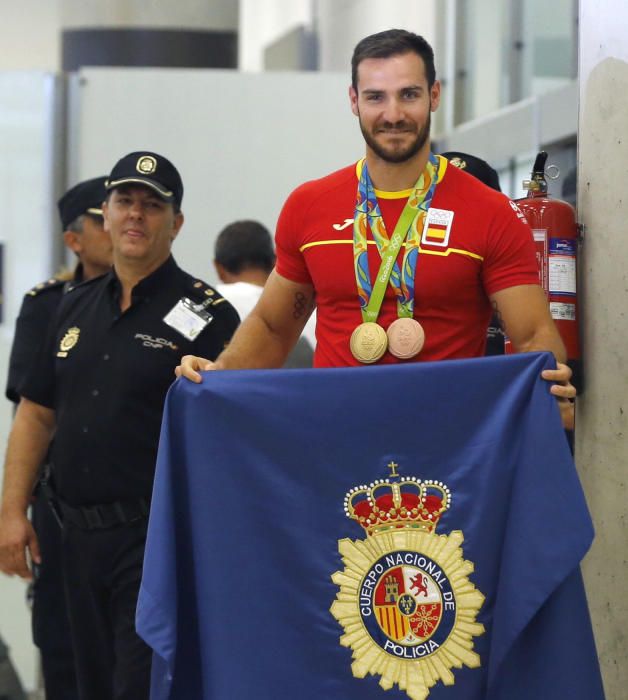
[
  {"left": 354, "top": 156, "right": 449, "bottom": 199},
  {"left": 73, "top": 263, "right": 85, "bottom": 283},
  {"left": 108, "top": 255, "right": 179, "bottom": 302}
]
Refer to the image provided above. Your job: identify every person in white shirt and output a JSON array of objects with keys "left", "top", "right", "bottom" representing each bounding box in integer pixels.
[{"left": 214, "top": 220, "right": 316, "bottom": 367}]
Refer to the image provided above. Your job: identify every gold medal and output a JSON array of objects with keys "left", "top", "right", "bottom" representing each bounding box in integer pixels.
[
  {"left": 350, "top": 322, "right": 388, "bottom": 364},
  {"left": 386, "top": 318, "right": 425, "bottom": 360}
]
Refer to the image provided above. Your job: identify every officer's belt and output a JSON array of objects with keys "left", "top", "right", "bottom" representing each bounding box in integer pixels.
[{"left": 58, "top": 497, "right": 149, "bottom": 530}]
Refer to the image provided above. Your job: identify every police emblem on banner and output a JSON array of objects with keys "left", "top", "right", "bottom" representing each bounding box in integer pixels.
[
  {"left": 57, "top": 327, "right": 80, "bottom": 358},
  {"left": 330, "top": 463, "right": 485, "bottom": 700}
]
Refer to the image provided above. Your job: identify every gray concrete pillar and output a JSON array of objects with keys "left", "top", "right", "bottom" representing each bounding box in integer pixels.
[
  {"left": 60, "top": 0, "right": 238, "bottom": 70},
  {"left": 577, "top": 2, "right": 628, "bottom": 697}
]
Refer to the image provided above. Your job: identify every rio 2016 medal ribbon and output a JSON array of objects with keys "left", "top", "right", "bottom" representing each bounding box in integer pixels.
[
  {"left": 350, "top": 322, "right": 388, "bottom": 364},
  {"left": 387, "top": 317, "right": 425, "bottom": 359},
  {"left": 352, "top": 155, "right": 442, "bottom": 364}
]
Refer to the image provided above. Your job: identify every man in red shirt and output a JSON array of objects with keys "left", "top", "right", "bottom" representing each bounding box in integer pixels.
[{"left": 176, "top": 29, "right": 574, "bottom": 417}]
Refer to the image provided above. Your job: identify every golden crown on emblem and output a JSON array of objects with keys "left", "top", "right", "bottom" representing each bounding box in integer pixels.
[{"left": 344, "top": 474, "right": 451, "bottom": 536}]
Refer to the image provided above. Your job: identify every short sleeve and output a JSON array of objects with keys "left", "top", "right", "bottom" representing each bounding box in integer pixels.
[
  {"left": 19, "top": 304, "right": 59, "bottom": 409},
  {"left": 482, "top": 197, "right": 540, "bottom": 296},
  {"left": 192, "top": 300, "right": 240, "bottom": 361},
  {"left": 6, "top": 288, "right": 64, "bottom": 403},
  {"left": 274, "top": 187, "right": 313, "bottom": 285}
]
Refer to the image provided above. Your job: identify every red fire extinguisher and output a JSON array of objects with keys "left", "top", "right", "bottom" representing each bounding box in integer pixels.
[{"left": 513, "top": 151, "right": 582, "bottom": 390}]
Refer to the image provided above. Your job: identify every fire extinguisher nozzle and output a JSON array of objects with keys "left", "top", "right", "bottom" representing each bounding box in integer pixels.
[{"left": 532, "top": 151, "right": 549, "bottom": 176}]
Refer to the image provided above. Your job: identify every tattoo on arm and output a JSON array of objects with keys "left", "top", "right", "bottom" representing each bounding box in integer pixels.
[
  {"left": 491, "top": 301, "right": 507, "bottom": 334},
  {"left": 293, "top": 292, "right": 308, "bottom": 320},
  {"left": 292, "top": 292, "right": 314, "bottom": 319}
]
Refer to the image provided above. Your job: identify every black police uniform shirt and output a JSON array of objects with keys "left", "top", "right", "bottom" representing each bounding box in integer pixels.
[
  {"left": 5, "top": 267, "right": 86, "bottom": 403},
  {"left": 21, "top": 255, "right": 239, "bottom": 507},
  {"left": 485, "top": 314, "right": 506, "bottom": 356}
]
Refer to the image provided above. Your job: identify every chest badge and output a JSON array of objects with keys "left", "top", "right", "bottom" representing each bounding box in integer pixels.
[
  {"left": 421, "top": 208, "right": 455, "bottom": 247},
  {"left": 57, "top": 327, "right": 80, "bottom": 358}
]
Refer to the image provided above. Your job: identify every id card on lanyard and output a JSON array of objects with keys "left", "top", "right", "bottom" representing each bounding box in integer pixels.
[{"left": 163, "top": 297, "right": 214, "bottom": 341}]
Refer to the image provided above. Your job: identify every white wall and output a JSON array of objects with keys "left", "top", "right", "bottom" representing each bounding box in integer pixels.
[
  {"left": 68, "top": 67, "right": 365, "bottom": 286},
  {"left": 0, "top": 1, "right": 60, "bottom": 71},
  {"left": 0, "top": 73, "right": 61, "bottom": 326},
  {"left": 239, "top": 0, "right": 313, "bottom": 71},
  {"left": 0, "top": 71, "right": 61, "bottom": 693}
]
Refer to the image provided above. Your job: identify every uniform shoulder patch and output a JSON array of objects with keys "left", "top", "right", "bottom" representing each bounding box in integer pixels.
[
  {"left": 64, "top": 275, "right": 103, "bottom": 294},
  {"left": 26, "top": 278, "right": 65, "bottom": 297},
  {"left": 187, "top": 279, "right": 229, "bottom": 308}
]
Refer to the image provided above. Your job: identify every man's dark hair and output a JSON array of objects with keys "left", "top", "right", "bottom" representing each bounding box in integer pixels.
[
  {"left": 214, "top": 220, "right": 276, "bottom": 275},
  {"left": 351, "top": 29, "right": 436, "bottom": 91}
]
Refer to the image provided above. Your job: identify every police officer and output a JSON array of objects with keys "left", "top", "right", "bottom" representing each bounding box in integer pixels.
[
  {"left": 6, "top": 177, "right": 112, "bottom": 403},
  {"left": 0, "top": 635, "right": 26, "bottom": 700},
  {"left": 5, "top": 176, "right": 111, "bottom": 700},
  {"left": 0, "top": 151, "right": 239, "bottom": 700}
]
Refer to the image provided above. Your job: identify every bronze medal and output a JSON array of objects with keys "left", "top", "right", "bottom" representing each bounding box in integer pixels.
[
  {"left": 386, "top": 318, "right": 425, "bottom": 359},
  {"left": 350, "top": 322, "right": 388, "bottom": 364}
]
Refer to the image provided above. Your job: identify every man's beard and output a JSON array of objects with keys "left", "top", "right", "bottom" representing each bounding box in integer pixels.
[{"left": 359, "top": 110, "right": 431, "bottom": 164}]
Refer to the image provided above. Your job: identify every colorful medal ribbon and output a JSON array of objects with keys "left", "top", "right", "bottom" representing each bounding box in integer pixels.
[{"left": 353, "top": 153, "right": 441, "bottom": 323}]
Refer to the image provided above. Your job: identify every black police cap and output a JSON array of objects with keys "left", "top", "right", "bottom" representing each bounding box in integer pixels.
[
  {"left": 105, "top": 151, "right": 183, "bottom": 208},
  {"left": 58, "top": 176, "right": 108, "bottom": 230},
  {"left": 441, "top": 151, "right": 501, "bottom": 192}
]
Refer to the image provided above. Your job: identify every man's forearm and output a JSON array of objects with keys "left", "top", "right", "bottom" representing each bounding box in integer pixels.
[
  {"left": 490, "top": 286, "right": 567, "bottom": 365},
  {"left": 215, "top": 312, "right": 301, "bottom": 370},
  {"left": 512, "top": 322, "right": 567, "bottom": 364},
  {"left": 0, "top": 400, "right": 55, "bottom": 516}
]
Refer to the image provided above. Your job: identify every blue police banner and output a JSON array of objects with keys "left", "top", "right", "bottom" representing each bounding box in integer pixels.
[{"left": 137, "top": 353, "right": 604, "bottom": 700}]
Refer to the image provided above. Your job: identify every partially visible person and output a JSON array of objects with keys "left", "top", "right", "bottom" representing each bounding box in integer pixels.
[
  {"left": 6, "top": 177, "right": 112, "bottom": 403},
  {"left": 4, "top": 176, "right": 111, "bottom": 700},
  {"left": 175, "top": 29, "right": 575, "bottom": 423},
  {"left": 561, "top": 166, "right": 577, "bottom": 207},
  {"left": 214, "top": 219, "right": 315, "bottom": 368},
  {"left": 440, "top": 151, "right": 505, "bottom": 356},
  {"left": 0, "top": 151, "right": 239, "bottom": 700},
  {"left": 442, "top": 150, "right": 575, "bottom": 432},
  {"left": 441, "top": 151, "right": 501, "bottom": 192},
  {"left": 0, "top": 635, "right": 26, "bottom": 700}
]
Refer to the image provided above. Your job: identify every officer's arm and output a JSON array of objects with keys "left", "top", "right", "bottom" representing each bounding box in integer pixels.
[
  {"left": 176, "top": 270, "right": 315, "bottom": 380},
  {"left": 0, "top": 398, "right": 56, "bottom": 579}
]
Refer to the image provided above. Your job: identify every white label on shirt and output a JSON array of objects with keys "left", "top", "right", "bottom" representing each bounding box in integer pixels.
[
  {"left": 421, "top": 208, "right": 454, "bottom": 247},
  {"left": 163, "top": 298, "right": 212, "bottom": 341}
]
